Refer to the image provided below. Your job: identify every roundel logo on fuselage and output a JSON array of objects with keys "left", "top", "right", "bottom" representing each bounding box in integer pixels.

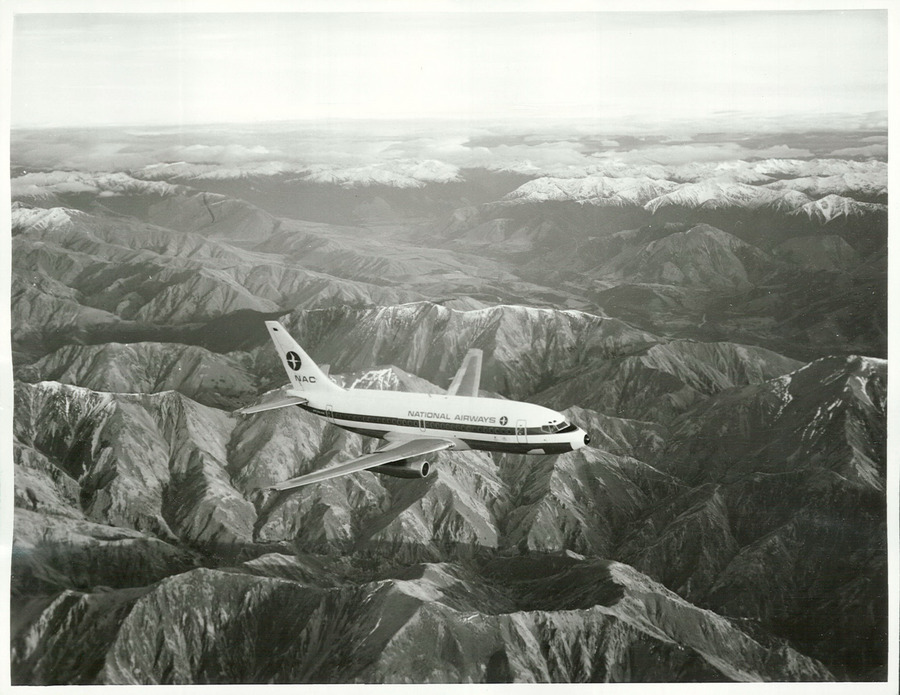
[
  {"left": 499, "top": 416, "right": 508, "bottom": 426},
  {"left": 285, "top": 351, "right": 302, "bottom": 371}
]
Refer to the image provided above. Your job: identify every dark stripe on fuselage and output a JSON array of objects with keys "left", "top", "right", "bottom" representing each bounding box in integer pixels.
[
  {"left": 460, "top": 438, "right": 575, "bottom": 455},
  {"left": 341, "top": 425, "right": 390, "bottom": 439}
]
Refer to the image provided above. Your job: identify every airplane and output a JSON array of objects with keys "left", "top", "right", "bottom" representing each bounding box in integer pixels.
[{"left": 240, "top": 321, "right": 591, "bottom": 494}]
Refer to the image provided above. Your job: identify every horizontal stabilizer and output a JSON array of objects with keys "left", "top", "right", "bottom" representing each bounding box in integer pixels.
[{"left": 239, "top": 394, "right": 308, "bottom": 415}]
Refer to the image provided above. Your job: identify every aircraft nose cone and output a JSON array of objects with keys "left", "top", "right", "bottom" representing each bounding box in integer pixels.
[{"left": 583, "top": 432, "right": 591, "bottom": 446}]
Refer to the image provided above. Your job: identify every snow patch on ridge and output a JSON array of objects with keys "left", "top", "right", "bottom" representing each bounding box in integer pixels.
[
  {"left": 792, "top": 194, "right": 887, "bottom": 223},
  {"left": 11, "top": 204, "right": 82, "bottom": 232},
  {"left": 12, "top": 171, "right": 181, "bottom": 200},
  {"left": 499, "top": 157, "right": 885, "bottom": 215}
]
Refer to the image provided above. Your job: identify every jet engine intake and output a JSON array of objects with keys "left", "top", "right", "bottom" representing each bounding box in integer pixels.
[{"left": 370, "top": 458, "right": 431, "bottom": 479}]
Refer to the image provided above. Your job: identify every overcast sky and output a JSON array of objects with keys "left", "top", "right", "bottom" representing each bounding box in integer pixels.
[{"left": 10, "top": 9, "right": 888, "bottom": 129}]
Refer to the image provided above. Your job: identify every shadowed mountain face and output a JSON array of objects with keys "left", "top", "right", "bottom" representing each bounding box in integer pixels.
[{"left": 9, "top": 125, "right": 888, "bottom": 684}]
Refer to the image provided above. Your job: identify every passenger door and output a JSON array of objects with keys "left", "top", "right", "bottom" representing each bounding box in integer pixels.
[{"left": 515, "top": 420, "right": 527, "bottom": 444}]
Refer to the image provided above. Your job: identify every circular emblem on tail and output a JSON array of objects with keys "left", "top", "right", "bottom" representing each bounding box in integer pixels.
[{"left": 285, "top": 351, "right": 302, "bottom": 371}]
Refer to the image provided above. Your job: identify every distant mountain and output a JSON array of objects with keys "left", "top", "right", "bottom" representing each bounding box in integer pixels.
[
  {"left": 10, "top": 201, "right": 430, "bottom": 359},
  {"left": 433, "top": 206, "right": 885, "bottom": 359},
  {"left": 773, "top": 235, "right": 860, "bottom": 271},
  {"left": 591, "top": 224, "right": 772, "bottom": 290}
]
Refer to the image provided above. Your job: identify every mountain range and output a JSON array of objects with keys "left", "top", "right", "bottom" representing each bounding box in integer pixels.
[{"left": 8, "top": 125, "right": 889, "bottom": 684}]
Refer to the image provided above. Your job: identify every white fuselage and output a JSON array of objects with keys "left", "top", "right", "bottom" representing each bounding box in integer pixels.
[{"left": 298, "top": 387, "right": 588, "bottom": 455}]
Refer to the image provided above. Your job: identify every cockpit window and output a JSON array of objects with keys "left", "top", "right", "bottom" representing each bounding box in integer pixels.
[{"left": 540, "top": 420, "right": 570, "bottom": 434}]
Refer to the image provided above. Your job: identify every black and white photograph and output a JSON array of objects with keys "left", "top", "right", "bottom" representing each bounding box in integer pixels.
[{"left": 3, "top": 1, "right": 895, "bottom": 688}]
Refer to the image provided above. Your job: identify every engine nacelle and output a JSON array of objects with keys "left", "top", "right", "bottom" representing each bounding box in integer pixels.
[{"left": 370, "top": 458, "right": 431, "bottom": 479}]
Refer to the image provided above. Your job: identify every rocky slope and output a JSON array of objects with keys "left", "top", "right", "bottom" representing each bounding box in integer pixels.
[
  {"left": 16, "top": 342, "right": 258, "bottom": 410},
  {"left": 12, "top": 555, "right": 833, "bottom": 684},
  {"left": 618, "top": 355, "right": 887, "bottom": 676}
]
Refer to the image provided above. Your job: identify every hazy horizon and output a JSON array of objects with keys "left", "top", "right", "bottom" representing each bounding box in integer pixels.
[
  {"left": 8, "top": 110, "right": 890, "bottom": 134},
  {"left": 10, "top": 10, "right": 888, "bottom": 130}
]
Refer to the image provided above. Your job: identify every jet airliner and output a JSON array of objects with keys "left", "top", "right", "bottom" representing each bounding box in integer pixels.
[{"left": 241, "top": 321, "right": 590, "bottom": 493}]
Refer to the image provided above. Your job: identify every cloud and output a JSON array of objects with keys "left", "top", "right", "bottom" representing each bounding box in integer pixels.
[
  {"left": 750, "top": 145, "right": 817, "bottom": 160},
  {"left": 156, "top": 144, "right": 279, "bottom": 164},
  {"left": 750, "top": 158, "right": 886, "bottom": 179},
  {"left": 593, "top": 142, "right": 815, "bottom": 168},
  {"left": 827, "top": 143, "right": 887, "bottom": 158},
  {"left": 10, "top": 123, "right": 887, "bottom": 198},
  {"left": 301, "top": 160, "right": 461, "bottom": 188}
]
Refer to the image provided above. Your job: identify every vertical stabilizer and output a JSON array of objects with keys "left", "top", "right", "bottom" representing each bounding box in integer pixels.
[
  {"left": 265, "top": 321, "right": 343, "bottom": 393},
  {"left": 447, "top": 348, "right": 483, "bottom": 397}
]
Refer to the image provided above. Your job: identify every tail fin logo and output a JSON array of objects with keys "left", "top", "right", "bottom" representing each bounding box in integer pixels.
[{"left": 286, "top": 352, "right": 302, "bottom": 371}]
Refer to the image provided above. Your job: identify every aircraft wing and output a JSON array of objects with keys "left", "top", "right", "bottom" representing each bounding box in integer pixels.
[
  {"left": 447, "top": 348, "right": 483, "bottom": 397},
  {"left": 269, "top": 438, "right": 455, "bottom": 491},
  {"left": 239, "top": 392, "right": 308, "bottom": 415}
]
